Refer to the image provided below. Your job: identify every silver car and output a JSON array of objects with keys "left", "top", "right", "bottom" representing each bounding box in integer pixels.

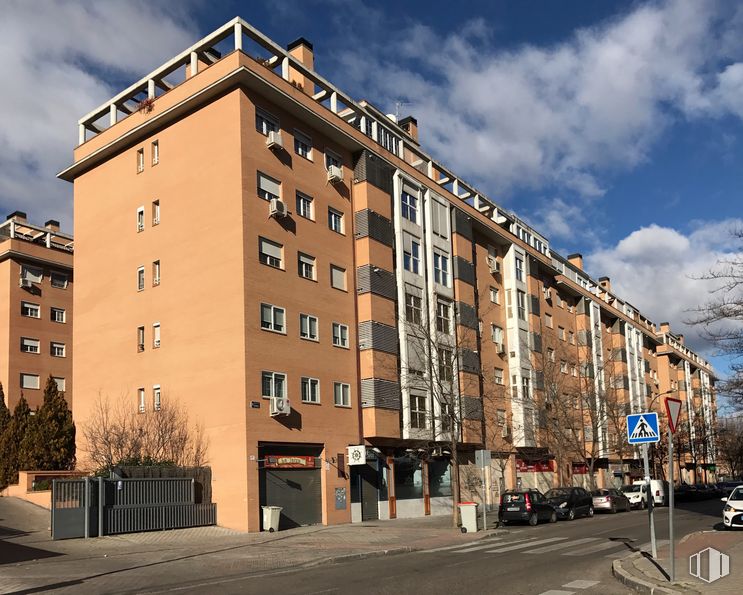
[{"left": 592, "top": 488, "right": 631, "bottom": 513}]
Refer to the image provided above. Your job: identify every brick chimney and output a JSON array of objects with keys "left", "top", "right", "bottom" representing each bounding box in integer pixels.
[
  {"left": 45, "top": 219, "right": 60, "bottom": 232},
  {"left": 287, "top": 37, "right": 314, "bottom": 95},
  {"left": 399, "top": 116, "right": 419, "bottom": 143},
  {"left": 567, "top": 253, "right": 583, "bottom": 270},
  {"left": 598, "top": 276, "right": 611, "bottom": 292},
  {"left": 7, "top": 210, "right": 27, "bottom": 222},
  {"left": 660, "top": 322, "right": 671, "bottom": 334}
]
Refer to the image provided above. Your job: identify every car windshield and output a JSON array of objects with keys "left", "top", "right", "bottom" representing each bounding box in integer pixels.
[
  {"left": 730, "top": 488, "right": 743, "bottom": 501},
  {"left": 545, "top": 489, "right": 571, "bottom": 499},
  {"left": 623, "top": 485, "right": 641, "bottom": 493},
  {"left": 592, "top": 489, "right": 610, "bottom": 496}
]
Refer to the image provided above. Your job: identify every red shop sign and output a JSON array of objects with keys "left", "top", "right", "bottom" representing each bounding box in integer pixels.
[
  {"left": 516, "top": 459, "right": 554, "bottom": 473},
  {"left": 572, "top": 463, "right": 589, "bottom": 475},
  {"left": 264, "top": 455, "right": 316, "bottom": 468}
]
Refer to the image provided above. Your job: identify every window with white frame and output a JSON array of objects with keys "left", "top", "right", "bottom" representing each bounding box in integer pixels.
[
  {"left": 558, "top": 326, "right": 565, "bottom": 341},
  {"left": 545, "top": 313, "right": 553, "bottom": 328},
  {"left": 262, "top": 371, "right": 286, "bottom": 398},
  {"left": 494, "top": 367, "right": 504, "bottom": 385},
  {"left": 153, "top": 323, "right": 161, "bottom": 348},
  {"left": 137, "top": 266, "right": 145, "bottom": 291},
  {"left": 490, "top": 286, "right": 500, "bottom": 304},
  {"left": 430, "top": 199, "right": 448, "bottom": 238},
  {"left": 401, "top": 190, "right": 418, "bottom": 223},
  {"left": 491, "top": 324, "right": 504, "bottom": 345},
  {"left": 136, "top": 148, "right": 144, "bottom": 173},
  {"left": 153, "top": 385, "right": 161, "bottom": 411},
  {"left": 433, "top": 251, "right": 449, "bottom": 286},
  {"left": 294, "top": 129, "right": 312, "bottom": 159},
  {"left": 547, "top": 348, "right": 555, "bottom": 362},
  {"left": 152, "top": 140, "right": 159, "bottom": 165},
  {"left": 137, "top": 326, "right": 145, "bottom": 351},
  {"left": 21, "top": 302, "right": 40, "bottom": 318},
  {"left": 332, "top": 322, "right": 349, "bottom": 348},
  {"left": 330, "top": 265, "right": 346, "bottom": 290},
  {"left": 405, "top": 293, "right": 422, "bottom": 324},
  {"left": 21, "top": 337, "right": 40, "bottom": 354},
  {"left": 410, "top": 394, "right": 427, "bottom": 429},
  {"left": 51, "top": 272, "right": 68, "bottom": 289},
  {"left": 325, "top": 149, "right": 342, "bottom": 170},
  {"left": 296, "top": 192, "right": 313, "bottom": 220},
  {"left": 301, "top": 377, "right": 320, "bottom": 403},
  {"left": 138, "top": 387, "right": 146, "bottom": 413},
  {"left": 403, "top": 234, "right": 420, "bottom": 274},
  {"left": 51, "top": 307, "right": 65, "bottom": 323},
  {"left": 334, "top": 382, "right": 350, "bottom": 407},
  {"left": 560, "top": 361, "right": 568, "bottom": 374},
  {"left": 152, "top": 200, "right": 160, "bottom": 225},
  {"left": 438, "top": 347, "right": 453, "bottom": 382},
  {"left": 515, "top": 256, "right": 524, "bottom": 282},
  {"left": 517, "top": 290, "right": 526, "bottom": 320},
  {"left": 255, "top": 108, "right": 279, "bottom": 135},
  {"left": 51, "top": 341, "right": 66, "bottom": 357},
  {"left": 569, "top": 330, "right": 575, "bottom": 345},
  {"left": 522, "top": 376, "right": 531, "bottom": 400},
  {"left": 436, "top": 300, "right": 451, "bottom": 334},
  {"left": 152, "top": 260, "right": 161, "bottom": 286},
  {"left": 53, "top": 377, "right": 66, "bottom": 392},
  {"left": 300, "top": 313, "right": 318, "bottom": 341},
  {"left": 21, "top": 265, "right": 43, "bottom": 284},
  {"left": 21, "top": 373, "right": 39, "bottom": 390},
  {"left": 328, "top": 207, "right": 344, "bottom": 234},
  {"left": 298, "top": 253, "right": 316, "bottom": 280},
  {"left": 257, "top": 172, "right": 281, "bottom": 201},
  {"left": 571, "top": 364, "right": 577, "bottom": 377},
  {"left": 441, "top": 402, "right": 453, "bottom": 432},
  {"left": 260, "top": 303, "right": 285, "bottom": 333},
  {"left": 259, "top": 237, "right": 283, "bottom": 268}
]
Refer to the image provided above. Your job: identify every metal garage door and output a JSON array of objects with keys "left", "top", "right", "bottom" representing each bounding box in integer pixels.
[{"left": 262, "top": 467, "right": 322, "bottom": 529}]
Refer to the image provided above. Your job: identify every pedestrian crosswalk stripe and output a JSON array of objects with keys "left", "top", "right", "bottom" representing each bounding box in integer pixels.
[
  {"left": 485, "top": 536, "right": 568, "bottom": 554},
  {"left": 423, "top": 539, "right": 504, "bottom": 553},
  {"left": 565, "top": 539, "right": 627, "bottom": 556},
  {"left": 562, "top": 580, "right": 600, "bottom": 589},
  {"left": 527, "top": 537, "right": 599, "bottom": 554},
  {"left": 453, "top": 537, "right": 536, "bottom": 553},
  {"left": 537, "top": 590, "right": 574, "bottom": 595}
]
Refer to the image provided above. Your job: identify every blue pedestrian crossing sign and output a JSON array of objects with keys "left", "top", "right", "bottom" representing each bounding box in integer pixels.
[{"left": 626, "top": 412, "right": 660, "bottom": 444}]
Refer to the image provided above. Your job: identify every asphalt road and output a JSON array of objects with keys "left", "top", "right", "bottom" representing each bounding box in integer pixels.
[{"left": 144, "top": 499, "right": 725, "bottom": 595}]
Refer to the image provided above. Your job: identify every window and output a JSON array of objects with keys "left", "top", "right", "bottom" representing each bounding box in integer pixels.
[
  {"left": 410, "top": 394, "right": 427, "bottom": 429},
  {"left": 260, "top": 303, "right": 285, "bottom": 333},
  {"left": 255, "top": 108, "right": 279, "bottom": 135},
  {"left": 298, "top": 253, "right": 316, "bottom": 280},
  {"left": 51, "top": 342, "right": 66, "bottom": 357},
  {"left": 294, "top": 130, "right": 312, "bottom": 159},
  {"left": 569, "top": 331, "right": 575, "bottom": 345},
  {"left": 547, "top": 348, "right": 555, "bottom": 362},
  {"left": 438, "top": 347, "right": 453, "bottom": 382},
  {"left": 137, "top": 266, "right": 145, "bottom": 291},
  {"left": 568, "top": 303, "right": 575, "bottom": 314},
  {"left": 136, "top": 207, "right": 145, "bottom": 231},
  {"left": 296, "top": 192, "right": 313, "bottom": 220},
  {"left": 517, "top": 290, "right": 526, "bottom": 320},
  {"left": 138, "top": 388, "right": 146, "bottom": 413},
  {"left": 21, "top": 337, "right": 40, "bottom": 354},
  {"left": 153, "top": 385, "right": 161, "bottom": 411},
  {"left": 21, "top": 373, "right": 40, "bottom": 390},
  {"left": 558, "top": 326, "right": 566, "bottom": 341},
  {"left": 405, "top": 293, "right": 422, "bottom": 325},
  {"left": 299, "top": 314, "right": 318, "bottom": 341},
  {"left": 497, "top": 409, "right": 507, "bottom": 427},
  {"left": 560, "top": 361, "right": 568, "bottom": 374},
  {"left": 21, "top": 265, "right": 43, "bottom": 283},
  {"left": 51, "top": 307, "right": 66, "bottom": 323},
  {"left": 258, "top": 237, "right": 283, "bottom": 268},
  {"left": 334, "top": 382, "right": 350, "bottom": 407},
  {"left": 401, "top": 191, "right": 417, "bottom": 223},
  {"left": 152, "top": 260, "right": 161, "bottom": 286},
  {"left": 53, "top": 377, "right": 66, "bottom": 392},
  {"left": 403, "top": 235, "right": 420, "bottom": 274},
  {"left": 152, "top": 200, "right": 160, "bottom": 225},
  {"left": 545, "top": 313, "right": 553, "bottom": 328},
  {"left": 491, "top": 324, "right": 504, "bottom": 345},
  {"left": 431, "top": 200, "right": 448, "bottom": 238},
  {"left": 257, "top": 172, "right": 281, "bottom": 201},
  {"left": 556, "top": 294, "right": 563, "bottom": 308},
  {"left": 330, "top": 265, "right": 346, "bottom": 290},
  {"left": 137, "top": 148, "right": 144, "bottom": 173},
  {"left": 571, "top": 365, "right": 578, "bottom": 377},
  {"left": 325, "top": 149, "right": 342, "bottom": 170},
  {"left": 436, "top": 300, "right": 451, "bottom": 334},
  {"left": 22, "top": 302, "right": 40, "bottom": 318},
  {"left": 494, "top": 368, "right": 504, "bottom": 385},
  {"left": 490, "top": 286, "right": 500, "bottom": 304},
  {"left": 262, "top": 371, "right": 286, "bottom": 398},
  {"left": 152, "top": 140, "right": 159, "bottom": 165},
  {"left": 137, "top": 326, "right": 145, "bottom": 351},
  {"left": 301, "top": 377, "right": 320, "bottom": 403},
  {"left": 441, "top": 402, "right": 453, "bottom": 432},
  {"left": 522, "top": 377, "right": 531, "bottom": 400},
  {"left": 515, "top": 256, "right": 524, "bottom": 282},
  {"left": 50, "top": 272, "right": 68, "bottom": 289},
  {"left": 332, "top": 322, "right": 349, "bottom": 348},
  {"left": 433, "top": 252, "right": 449, "bottom": 286},
  {"left": 153, "top": 323, "right": 161, "bottom": 348},
  {"left": 328, "top": 208, "right": 344, "bottom": 234}
]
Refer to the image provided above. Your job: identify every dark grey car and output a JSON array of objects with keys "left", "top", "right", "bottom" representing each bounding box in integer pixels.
[{"left": 499, "top": 489, "right": 557, "bottom": 526}]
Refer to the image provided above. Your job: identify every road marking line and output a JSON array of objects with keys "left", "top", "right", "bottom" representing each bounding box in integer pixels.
[
  {"left": 604, "top": 539, "right": 668, "bottom": 557},
  {"left": 564, "top": 540, "right": 627, "bottom": 556},
  {"left": 537, "top": 590, "right": 574, "bottom": 595},
  {"left": 562, "top": 580, "right": 600, "bottom": 589},
  {"left": 485, "top": 536, "right": 567, "bottom": 554},
  {"left": 527, "top": 537, "right": 599, "bottom": 554},
  {"left": 423, "top": 538, "right": 505, "bottom": 553},
  {"left": 452, "top": 537, "right": 537, "bottom": 553}
]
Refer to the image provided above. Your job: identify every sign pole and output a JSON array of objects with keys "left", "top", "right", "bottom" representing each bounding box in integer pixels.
[
  {"left": 668, "top": 426, "right": 675, "bottom": 582},
  {"left": 482, "top": 464, "right": 487, "bottom": 530},
  {"left": 643, "top": 443, "right": 657, "bottom": 558}
]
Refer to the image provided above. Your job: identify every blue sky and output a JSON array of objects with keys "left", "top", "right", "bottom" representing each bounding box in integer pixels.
[{"left": 2, "top": 0, "right": 741, "bottom": 388}]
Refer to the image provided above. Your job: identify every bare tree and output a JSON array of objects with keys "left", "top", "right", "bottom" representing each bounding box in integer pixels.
[{"left": 717, "top": 415, "right": 743, "bottom": 479}]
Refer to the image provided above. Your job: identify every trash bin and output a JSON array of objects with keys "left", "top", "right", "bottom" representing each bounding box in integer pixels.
[
  {"left": 262, "top": 505, "right": 282, "bottom": 532},
  {"left": 457, "top": 502, "right": 479, "bottom": 533}
]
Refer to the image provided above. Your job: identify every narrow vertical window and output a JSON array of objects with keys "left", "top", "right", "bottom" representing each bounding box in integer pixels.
[
  {"left": 137, "top": 266, "right": 145, "bottom": 291},
  {"left": 153, "top": 323, "right": 161, "bottom": 348},
  {"left": 152, "top": 260, "right": 161, "bottom": 286},
  {"left": 152, "top": 200, "right": 160, "bottom": 225},
  {"left": 137, "top": 148, "right": 144, "bottom": 173},
  {"left": 137, "top": 326, "right": 145, "bottom": 352},
  {"left": 138, "top": 388, "right": 146, "bottom": 413},
  {"left": 151, "top": 140, "right": 159, "bottom": 165},
  {"left": 137, "top": 207, "right": 145, "bottom": 232},
  {"left": 515, "top": 256, "right": 524, "bottom": 282},
  {"left": 153, "top": 385, "right": 161, "bottom": 411}
]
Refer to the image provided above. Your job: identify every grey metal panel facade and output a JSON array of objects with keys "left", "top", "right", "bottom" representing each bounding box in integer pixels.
[
  {"left": 530, "top": 295, "right": 541, "bottom": 316},
  {"left": 456, "top": 301, "right": 478, "bottom": 330},
  {"left": 531, "top": 332, "right": 542, "bottom": 353},
  {"left": 459, "top": 348, "right": 480, "bottom": 374},
  {"left": 462, "top": 396, "right": 483, "bottom": 420},
  {"left": 354, "top": 209, "right": 394, "bottom": 247},
  {"left": 453, "top": 256, "right": 475, "bottom": 285},
  {"left": 358, "top": 321, "right": 399, "bottom": 354},
  {"left": 451, "top": 208, "right": 473, "bottom": 240},
  {"left": 360, "top": 378, "right": 401, "bottom": 410},
  {"left": 353, "top": 150, "right": 394, "bottom": 195},
  {"left": 356, "top": 264, "right": 397, "bottom": 300}
]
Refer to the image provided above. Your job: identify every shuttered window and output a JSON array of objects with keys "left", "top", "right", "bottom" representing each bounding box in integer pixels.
[{"left": 257, "top": 172, "right": 281, "bottom": 201}]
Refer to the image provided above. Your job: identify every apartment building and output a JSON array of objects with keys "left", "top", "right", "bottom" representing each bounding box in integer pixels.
[
  {"left": 60, "top": 18, "right": 717, "bottom": 531},
  {"left": 0, "top": 212, "right": 73, "bottom": 411}
]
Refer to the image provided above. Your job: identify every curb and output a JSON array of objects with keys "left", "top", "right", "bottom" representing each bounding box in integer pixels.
[
  {"left": 303, "top": 545, "right": 416, "bottom": 568},
  {"left": 611, "top": 553, "right": 700, "bottom": 595}
]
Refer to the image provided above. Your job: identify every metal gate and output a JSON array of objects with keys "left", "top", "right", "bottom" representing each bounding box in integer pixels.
[
  {"left": 351, "top": 461, "right": 380, "bottom": 521},
  {"left": 261, "top": 468, "right": 322, "bottom": 529},
  {"left": 51, "top": 478, "right": 99, "bottom": 539}
]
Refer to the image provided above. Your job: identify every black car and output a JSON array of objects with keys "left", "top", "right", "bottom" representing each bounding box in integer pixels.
[
  {"left": 499, "top": 489, "right": 557, "bottom": 526},
  {"left": 544, "top": 487, "right": 594, "bottom": 520}
]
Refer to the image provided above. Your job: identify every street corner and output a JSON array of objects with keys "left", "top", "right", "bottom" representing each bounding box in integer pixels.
[{"left": 678, "top": 531, "right": 743, "bottom": 590}]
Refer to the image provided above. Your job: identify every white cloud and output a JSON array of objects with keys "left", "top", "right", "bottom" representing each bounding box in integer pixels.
[
  {"left": 0, "top": 0, "right": 198, "bottom": 231},
  {"left": 585, "top": 220, "right": 743, "bottom": 356}
]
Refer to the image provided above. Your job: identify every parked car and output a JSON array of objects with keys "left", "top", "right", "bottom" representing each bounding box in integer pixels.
[
  {"left": 720, "top": 481, "right": 743, "bottom": 498},
  {"left": 674, "top": 483, "right": 698, "bottom": 502},
  {"left": 499, "top": 490, "right": 557, "bottom": 526},
  {"left": 633, "top": 479, "right": 669, "bottom": 506},
  {"left": 622, "top": 484, "right": 647, "bottom": 509},
  {"left": 592, "top": 488, "right": 631, "bottom": 513},
  {"left": 544, "top": 487, "right": 594, "bottom": 520},
  {"left": 722, "top": 486, "right": 743, "bottom": 530}
]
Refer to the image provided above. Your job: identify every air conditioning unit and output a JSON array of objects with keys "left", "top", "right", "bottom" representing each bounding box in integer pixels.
[
  {"left": 270, "top": 396, "right": 291, "bottom": 417},
  {"left": 137, "top": 343, "right": 145, "bottom": 352},
  {"left": 19, "top": 278, "right": 32, "bottom": 288},
  {"left": 266, "top": 130, "right": 283, "bottom": 150},
  {"left": 495, "top": 342, "right": 505, "bottom": 355},
  {"left": 137, "top": 222, "right": 144, "bottom": 232},
  {"left": 269, "top": 198, "right": 288, "bottom": 218},
  {"left": 153, "top": 278, "right": 160, "bottom": 286},
  {"left": 327, "top": 165, "right": 343, "bottom": 184},
  {"left": 501, "top": 424, "right": 510, "bottom": 438},
  {"left": 543, "top": 287, "right": 552, "bottom": 300},
  {"left": 153, "top": 340, "right": 161, "bottom": 348},
  {"left": 486, "top": 255, "right": 499, "bottom": 274}
]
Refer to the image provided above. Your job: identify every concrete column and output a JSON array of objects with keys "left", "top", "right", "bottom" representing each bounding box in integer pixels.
[
  {"left": 109, "top": 104, "right": 117, "bottom": 127},
  {"left": 234, "top": 22, "right": 242, "bottom": 51},
  {"left": 45, "top": 231, "right": 51, "bottom": 248},
  {"left": 190, "top": 51, "right": 198, "bottom": 76},
  {"left": 453, "top": 179, "right": 459, "bottom": 196},
  {"left": 78, "top": 124, "right": 86, "bottom": 145},
  {"left": 281, "top": 56, "right": 290, "bottom": 81},
  {"left": 330, "top": 91, "right": 338, "bottom": 113},
  {"left": 427, "top": 160, "right": 433, "bottom": 178},
  {"left": 371, "top": 120, "right": 378, "bottom": 142},
  {"left": 9, "top": 220, "right": 15, "bottom": 239},
  {"left": 147, "top": 79, "right": 155, "bottom": 100}
]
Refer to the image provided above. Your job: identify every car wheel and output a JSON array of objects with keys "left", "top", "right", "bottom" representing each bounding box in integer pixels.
[
  {"left": 529, "top": 513, "right": 539, "bottom": 526},
  {"left": 549, "top": 511, "right": 557, "bottom": 523},
  {"left": 640, "top": 499, "right": 646, "bottom": 510},
  {"left": 568, "top": 508, "right": 576, "bottom": 521},
  {"left": 461, "top": 526, "right": 467, "bottom": 533},
  {"left": 588, "top": 506, "right": 594, "bottom": 518}
]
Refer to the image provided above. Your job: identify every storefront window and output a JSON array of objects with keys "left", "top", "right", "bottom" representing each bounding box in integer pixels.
[
  {"left": 428, "top": 459, "right": 452, "bottom": 497},
  {"left": 394, "top": 457, "right": 423, "bottom": 500}
]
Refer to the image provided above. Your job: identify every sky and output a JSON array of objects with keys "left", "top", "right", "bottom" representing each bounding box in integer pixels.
[{"left": 2, "top": 0, "right": 742, "bottom": 388}]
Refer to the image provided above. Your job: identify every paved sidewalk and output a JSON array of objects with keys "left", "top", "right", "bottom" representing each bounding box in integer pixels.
[
  {"left": 613, "top": 529, "right": 743, "bottom": 594},
  {"left": 0, "top": 497, "right": 505, "bottom": 594}
]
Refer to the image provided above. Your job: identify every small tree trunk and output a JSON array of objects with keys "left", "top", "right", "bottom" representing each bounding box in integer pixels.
[{"left": 451, "top": 438, "right": 460, "bottom": 528}]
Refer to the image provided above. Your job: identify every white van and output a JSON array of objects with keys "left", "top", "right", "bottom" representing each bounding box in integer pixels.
[{"left": 633, "top": 479, "right": 669, "bottom": 506}]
